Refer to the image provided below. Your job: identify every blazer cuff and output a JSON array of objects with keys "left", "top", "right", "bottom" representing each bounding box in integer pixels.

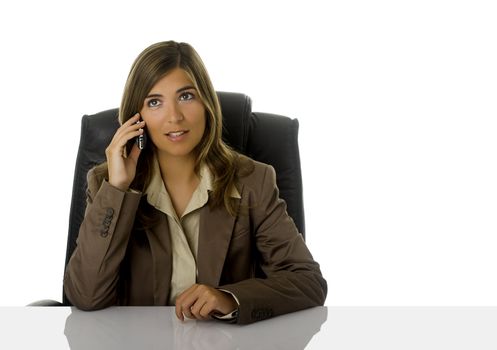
[{"left": 211, "top": 289, "right": 240, "bottom": 322}]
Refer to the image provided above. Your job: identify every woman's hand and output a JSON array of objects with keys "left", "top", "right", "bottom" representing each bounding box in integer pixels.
[
  {"left": 175, "top": 284, "right": 238, "bottom": 321},
  {"left": 105, "top": 113, "right": 145, "bottom": 191}
]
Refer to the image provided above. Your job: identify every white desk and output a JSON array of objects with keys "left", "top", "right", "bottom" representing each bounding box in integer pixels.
[{"left": 0, "top": 306, "right": 496, "bottom": 349}]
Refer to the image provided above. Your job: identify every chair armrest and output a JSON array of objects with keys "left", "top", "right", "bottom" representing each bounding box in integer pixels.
[{"left": 27, "top": 299, "right": 64, "bottom": 306}]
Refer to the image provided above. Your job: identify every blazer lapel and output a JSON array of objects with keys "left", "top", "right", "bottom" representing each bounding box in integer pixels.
[{"left": 197, "top": 199, "right": 240, "bottom": 286}]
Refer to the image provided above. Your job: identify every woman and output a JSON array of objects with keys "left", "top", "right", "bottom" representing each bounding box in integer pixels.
[{"left": 64, "top": 41, "right": 327, "bottom": 324}]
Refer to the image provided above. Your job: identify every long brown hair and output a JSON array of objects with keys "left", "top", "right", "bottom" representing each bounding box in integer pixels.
[{"left": 100, "top": 40, "right": 242, "bottom": 217}]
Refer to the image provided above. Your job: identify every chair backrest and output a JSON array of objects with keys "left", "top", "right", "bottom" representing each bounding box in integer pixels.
[{"left": 63, "top": 91, "right": 305, "bottom": 303}]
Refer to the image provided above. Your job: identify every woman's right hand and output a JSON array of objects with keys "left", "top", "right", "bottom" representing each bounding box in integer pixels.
[{"left": 105, "top": 113, "right": 145, "bottom": 191}]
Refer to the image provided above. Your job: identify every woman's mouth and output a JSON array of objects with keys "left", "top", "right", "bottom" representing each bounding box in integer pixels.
[{"left": 165, "top": 130, "right": 189, "bottom": 141}]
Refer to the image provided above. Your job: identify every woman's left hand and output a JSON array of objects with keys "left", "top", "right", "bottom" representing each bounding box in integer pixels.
[{"left": 175, "top": 284, "right": 237, "bottom": 321}]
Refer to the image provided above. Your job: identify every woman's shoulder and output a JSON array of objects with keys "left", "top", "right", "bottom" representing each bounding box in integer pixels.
[{"left": 235, "top": 154, "right": 276, "bottom": 189}]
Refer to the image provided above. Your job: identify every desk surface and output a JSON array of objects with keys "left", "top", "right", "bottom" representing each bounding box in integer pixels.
[{"left": 0, "top": 306, "right": 496, "bottom": 349}]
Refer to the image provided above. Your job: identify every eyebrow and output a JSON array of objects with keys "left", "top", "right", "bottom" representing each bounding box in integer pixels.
[{"left": 145, "top": 85, "right": 196, "bottom": 99}]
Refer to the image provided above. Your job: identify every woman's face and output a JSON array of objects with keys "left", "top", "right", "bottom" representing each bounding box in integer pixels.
[{"left": 139, "top": 68, "right": 206, "bottom": 160}]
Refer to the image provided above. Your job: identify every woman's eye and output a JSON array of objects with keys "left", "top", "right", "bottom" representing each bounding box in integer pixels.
[
  {"left": 147, "top": 99, "right": 161, "bottom": 108},
  {"left": 179, "top": 92, "right": 194, "bottom": 102}
]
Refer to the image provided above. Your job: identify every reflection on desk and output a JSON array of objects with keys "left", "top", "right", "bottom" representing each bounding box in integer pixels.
[
  {"left": 64, "top": 306, "right": 327, "bottom": 350},
  {"left": 0, "top": 306, "right": 326, "bottom": 349},
  {"left": 2, "top": 306, "right": 497, "bottom": 349}
]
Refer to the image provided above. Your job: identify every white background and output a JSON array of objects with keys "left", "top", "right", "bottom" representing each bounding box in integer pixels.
[{"left": 0, "top": 0, "right": 496, "bottom": 307}]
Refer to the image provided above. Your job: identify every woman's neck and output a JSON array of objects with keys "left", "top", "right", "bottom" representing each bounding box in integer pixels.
[
  {"left": 156, "top": 152, "right": 198, "bottom": 186},
  {"left": 156, "top": 152, "right": 201, "bottom": 217}
]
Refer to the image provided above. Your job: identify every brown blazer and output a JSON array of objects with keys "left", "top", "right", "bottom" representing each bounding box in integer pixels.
[{"left": 63, "top": 155, "right": 327, "bottom": 324}]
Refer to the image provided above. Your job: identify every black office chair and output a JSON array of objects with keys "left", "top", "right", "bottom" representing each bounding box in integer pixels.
[{"left": 30, "top": 91, "right": 305, "bottom": 306}]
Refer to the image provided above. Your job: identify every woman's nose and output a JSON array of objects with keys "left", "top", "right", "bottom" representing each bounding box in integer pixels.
[{"left": 166, "top": 103, "right": 184, "bottom": 123}]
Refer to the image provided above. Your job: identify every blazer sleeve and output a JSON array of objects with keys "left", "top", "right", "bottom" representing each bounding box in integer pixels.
[
  {"left": 220, "top": 164, "right": 327, "bottom": 324},
  {"left": 63, "top": 169, "right": 142, "bottom": 310}
]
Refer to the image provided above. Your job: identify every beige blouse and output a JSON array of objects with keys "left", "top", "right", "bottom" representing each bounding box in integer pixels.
[{"left": 144, "top": 157, "right": 240, "bottom": 305}]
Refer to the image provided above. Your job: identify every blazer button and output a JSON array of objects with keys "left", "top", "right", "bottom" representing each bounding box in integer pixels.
[
  {"left": 100, "top": 229, "right": 109, "bottom": 238},
  {"left": 102, "top": 208, "right": 114, "bottom": 228},
  {"left": 251, "top": 308, "right": 273, "bottom": 321}
]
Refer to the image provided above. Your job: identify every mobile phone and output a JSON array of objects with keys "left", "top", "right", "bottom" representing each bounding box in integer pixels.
[
  {"left": 125, "top": 114, "right": 147, "bottom": 153},
  {"left": 136, "top": 121, "right": 147, "bottom": 150}
]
